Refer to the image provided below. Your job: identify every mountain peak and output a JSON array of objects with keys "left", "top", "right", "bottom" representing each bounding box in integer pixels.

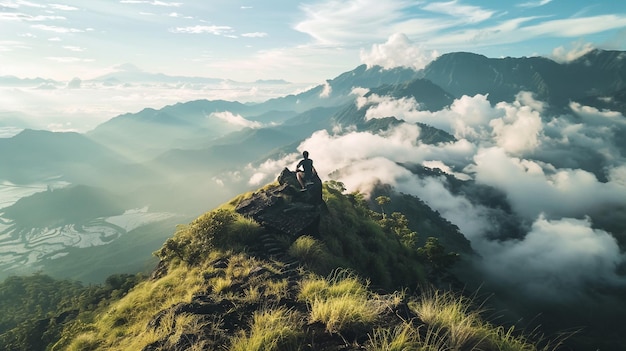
[{"left": 113, "top": 63, "right": 143, "bottom": 72}]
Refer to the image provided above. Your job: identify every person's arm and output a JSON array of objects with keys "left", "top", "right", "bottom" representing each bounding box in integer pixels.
[{"left": 296, "top": 160, "right": 303, "bottom": 171}]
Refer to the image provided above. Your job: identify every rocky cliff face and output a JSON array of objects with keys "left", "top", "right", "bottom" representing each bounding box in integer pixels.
[{"left": 235, "top": 168, "right": 324, "bottom": 238}]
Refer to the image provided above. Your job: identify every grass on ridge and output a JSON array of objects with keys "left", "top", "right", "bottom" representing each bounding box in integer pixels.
[
  {"left": 299, "top": 270, "right": 393, "bottom": 334},
  {"left": 229, "top": 306, "right": 305, "bottom": 351},
  {"left": 409, "top": 288, "right": 566, "bottom": 351}
]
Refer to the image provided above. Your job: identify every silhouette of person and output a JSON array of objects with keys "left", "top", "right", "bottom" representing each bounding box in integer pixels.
[{"left": 296, "top": 151, "right": 316, "bottom": 190}]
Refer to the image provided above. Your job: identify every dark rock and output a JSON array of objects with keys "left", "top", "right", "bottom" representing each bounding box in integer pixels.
[
  {"left": 150, "top": 259, "right": 168, "bottom": 280},
  {"left": 212, "top": 259, "right": 229, "bottom": 269},
  {"left": 235, "top": 169, "right": 325, "bottom": 237},
  {"left": 277, "top": 167, "right": 301, "bottom": 188},
  {"left": 147, "top": 299, "right": 236, "bottom": 330}
]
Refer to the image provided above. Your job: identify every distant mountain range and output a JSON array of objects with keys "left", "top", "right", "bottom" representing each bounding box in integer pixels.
[
  {"left": 4, "top": 49, "right": 625, "bottom": 191},
  {"left": 421, "top": 50, "right": 626, "bottom": 110},
  {"left": 0, "top": 64, "right": 294, "bottom": 89}
]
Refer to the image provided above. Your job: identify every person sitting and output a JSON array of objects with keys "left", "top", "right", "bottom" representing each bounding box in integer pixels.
[{"left": 296, "top": 151, "right": 316, "bottom": 190}]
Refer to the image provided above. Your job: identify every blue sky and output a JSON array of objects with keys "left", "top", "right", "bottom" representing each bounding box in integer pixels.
[{"left": 1, "top": 0, "right": 626, "bottom": 83}]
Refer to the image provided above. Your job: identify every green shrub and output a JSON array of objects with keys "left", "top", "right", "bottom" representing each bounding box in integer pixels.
[
  {"left": 318, "top": 183, "right": 426, "bottom": 290},
  {"left": 155, "top": 209, "right": 260, "bottom": 265},
  {"left": 288, "top": 235, "right": 332, "bottom": 272}
]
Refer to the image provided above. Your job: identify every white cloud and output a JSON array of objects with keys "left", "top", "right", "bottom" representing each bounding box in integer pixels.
[
  {"left": 241, "top": 32, "right": 268, "bottom": 38},
  {"left": 31, "top": 24, "right": 83, "bottom": 33},
  {"left": 246, "top": 154, "right": 299, "bottom": 186},
  {"left": 570, "top": 102, "right": 626, "bottom": 124},
  {"left": 525, "top": 15, "right": 626, "bottom": 38},
  {"left": 295, "top": 0, "right": 412, "bottom": 45},
  {"left": 517, "top": 0, "right": 553, "bottom": 8},
  {"left": 422, "top": 0, "right": 495, "bottom": 23},
  {"left": 490, "top": 97, "right": 544, "bottom": 154},
  {"left": 170, "top": 25, "right": 233, "bottom": 35},
  {"left": 12, "top": 1, "right": 45, "bottom": 9},
  {"left": 209, "top": 111, "right": 262, "bottom": 129},
  {"left": 359, "top": 93, "right": 498, "bottom": 141},
  {"left": 248, "top": 172, "right": 266, "bottom": 186},
  {"left": 422, "top": 160, "right": 471, "bottom": 180},
  {"left": 49, "top": 4, "right": 79, "bottom": 11},
  {"left": 424, "top": 14, "right": 626, "bottom": 52},
  {"left": 350, "top": 87, "right": 369, "bottom": 98},
  {"left": 360, "top": 33, "right": 440, "bottom": 71},
  {"left": 295, "top": 124, "right": 475, "bottom": 186},
  {"left": 399, "top": 175, "right": 492, "bottom": 239},
  {"left": 482, "top": 215, "right": 625, "bottom": 300},
  {"left": 63, "top": 45, "right": 84, "bottom": 52},
  {"left": 319, "top": 81, "right": 332, "bottom": 98},
  {"left": 551, "top": 41, "right": 596, "bottom": 63},
  {"left": 470, "top": 147, "right": 626, "bottom": 220},
  {"left": 120, "top": 0, "right": 182, "bottom": 7},
  {"left": 46, "top": 56, "right": 94, "bottom": 63},
  {"left": 358, "top": 90, "right": 551, "bottom": 156},
  {"left": 609, "top": 165, "right": 626, "bottom": 187},
  {"left": 363, "top": 95, "right": 422, "bottom": 119}
]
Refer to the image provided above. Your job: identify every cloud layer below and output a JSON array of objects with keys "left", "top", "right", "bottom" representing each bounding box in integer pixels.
[{"left": 245, "top": 90, "right": 626, "bottom": 300}]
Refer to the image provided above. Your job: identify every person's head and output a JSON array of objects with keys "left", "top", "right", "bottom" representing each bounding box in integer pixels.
[{"left": 302, "top": 151, "right": 309, "bottom": 159}]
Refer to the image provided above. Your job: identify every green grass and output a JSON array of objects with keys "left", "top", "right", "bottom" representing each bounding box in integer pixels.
[
  {"left": 61, "top": 261, "right": 211, "bottom": 350},
  {"left": 288, "top": 235, "right": 332, "bottom": 272},
  {"left": 366, "top": 323, "right": 419, "bottom": 351},
  {"left": 409, "top": 289, "right": 565, "bottom": 351},
  {"left": 229, "top": 307, "right": 305, "bottom": 351},
  {"left": 299, "top": 270, "right": 391, "bottom": 334},
  {"left": 309, "top": 293, "right": 387, "bottom": 334},
  {"left": 156, "top": 208, "right": 261, "bottom": 265},
  {"left": 298, "top": 269, "right": 369, "bottom": 302}
]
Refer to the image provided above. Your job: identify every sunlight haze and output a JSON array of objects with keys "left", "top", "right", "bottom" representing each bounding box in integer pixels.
[{"left": 1, "top": 0, "right": 625, "bottom": 132}]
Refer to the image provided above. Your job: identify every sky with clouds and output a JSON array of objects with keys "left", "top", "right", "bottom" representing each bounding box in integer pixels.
[{"left": 1, "top": 0, "right": 626, "bottom": 83}]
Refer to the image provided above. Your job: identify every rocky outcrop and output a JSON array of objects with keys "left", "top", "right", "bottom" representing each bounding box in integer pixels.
[{"left": 235, "top": 168, "right": 324, "bottom": 237}]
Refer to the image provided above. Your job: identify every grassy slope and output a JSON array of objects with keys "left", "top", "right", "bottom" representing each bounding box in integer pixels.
[{"left": 53, "top": 182, "right": 563, "bottom": 351}]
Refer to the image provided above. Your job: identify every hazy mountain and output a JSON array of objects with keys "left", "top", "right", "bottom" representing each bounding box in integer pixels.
[
  {"left": 86, "top": 49, "right": 626, "bottom": 165},
  {"left": 87, "top": 101, "right": 258, "bottom": 160},
  {"left": 421, "top": 49, "right": 626, "bottom": 110},
  {"left": 577, "top": 86, "right": 626, "bottom": 115},
  {"left": 0, "top": 129, "right": 127, "bottom": 183},
  {"left": 86, "top": 66, "right": 425, "bottom": 157},
  {"left": 333, "top": 78, "right": 455, "bottom": 127},
  {"left": 0, "top": 75, "right": 59, "bottom": 87},
  {"left": 89, "top": 63, "right": 224, "bottom": 85}
]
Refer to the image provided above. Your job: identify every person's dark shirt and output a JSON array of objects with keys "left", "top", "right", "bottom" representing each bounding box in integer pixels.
[{"left": 297, "top": 158, "right": 314, "bottom": 176}]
